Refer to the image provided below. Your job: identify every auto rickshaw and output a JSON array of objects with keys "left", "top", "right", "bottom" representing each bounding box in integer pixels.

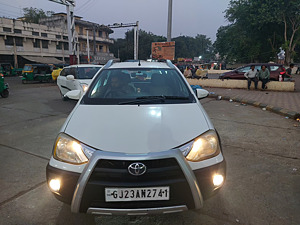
[
  {"left": 0, "top": 73, "right": 9, "bottom": 98},
  {"left": 0, "top": 63, "right": 22, "bottom": 76},
  {"left": 22, "top": 64, "right": 53, "bottom": 84},
  {"left": 51, "top": 64, "right": 68, "bottom": 82}
]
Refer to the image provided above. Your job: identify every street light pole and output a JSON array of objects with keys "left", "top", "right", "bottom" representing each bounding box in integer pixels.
[
  {"left": 49, "top": 0, "right": 78, "bottom": 64},
  {"left": 167, "top": 0, "right": 173, "bottom": 42},
  {"left": 86, "top": 29, "right": 90, "bottom": 63},
  {"left": 107, "top": 22, "right": 139, "bottom": 60}
]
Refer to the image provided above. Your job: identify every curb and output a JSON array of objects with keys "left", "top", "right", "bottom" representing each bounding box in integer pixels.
[{"left": 208, "top": 93, "right": 300, "bottom": 120}]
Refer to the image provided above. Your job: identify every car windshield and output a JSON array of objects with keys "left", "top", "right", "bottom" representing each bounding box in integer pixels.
[
  {"left": 77, "top": 66, "right": 102, "bottom": 79},
  {"left": 83, "top": 68, "right": 194, "bottom": 105}
]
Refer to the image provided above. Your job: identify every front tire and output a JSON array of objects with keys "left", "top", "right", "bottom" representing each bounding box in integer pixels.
[{"left": 1, "top": 89, "right": 9, "bottom": 98}]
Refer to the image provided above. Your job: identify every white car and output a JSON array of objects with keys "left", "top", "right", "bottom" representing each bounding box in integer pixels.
[
  {"left": 47, "top": 60, "right": 226, "bottom": 215},
  {"left": 57, "top": 64, "right": 102, "bottom": 100}
]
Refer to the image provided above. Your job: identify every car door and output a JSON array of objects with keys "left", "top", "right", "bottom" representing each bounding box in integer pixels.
[
  {"left": 57, "top": 67, "right": 69, "bottom": 95},
  {"left": 65, "top": 67, "right": 77, "bottom": 92},
  {"left": 235, "top": 66, "right": 251, "bottom": 79}
]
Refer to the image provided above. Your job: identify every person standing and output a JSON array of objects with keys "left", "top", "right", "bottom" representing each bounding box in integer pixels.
[
  {"left": 258, "top": 65, "right": 270, "bottom": 90},
  {"left": 244, "top": 65, "right": 258, "bottom": 90}
]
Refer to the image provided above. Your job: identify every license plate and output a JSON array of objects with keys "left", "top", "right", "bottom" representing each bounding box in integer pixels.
[{"left": 105, "top": 187, "right": 170, "bottom": 202}]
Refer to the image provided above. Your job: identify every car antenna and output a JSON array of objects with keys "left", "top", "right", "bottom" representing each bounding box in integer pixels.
[{"left": 138, "top": 60, "right": 141, "bottom": 66}]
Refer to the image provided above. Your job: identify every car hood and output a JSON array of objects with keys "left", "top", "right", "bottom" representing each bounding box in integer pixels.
[{"left": 64, "top": 104, "right": 210, "bottom": 154}]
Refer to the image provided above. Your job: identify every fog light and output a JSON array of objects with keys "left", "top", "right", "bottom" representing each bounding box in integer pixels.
[
  {"left": 49, "top": 179, "right": 61, "bottom": 192},
  {"left": 213, "top": 174, "right": 224, "bottom": 187}
]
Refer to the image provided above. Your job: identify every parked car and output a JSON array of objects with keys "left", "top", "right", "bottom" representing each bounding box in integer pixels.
[
  {"left": 57, "top": 64, "right": 103, "bottom": 100},
  {"left": 22, "top": 64, "right": 53, "bottom": 83},
  {"left": 46, "top": 60, "right": 226, "bottom": 215},
  {"left": 219, "top": 63, "right": 285, "bottom": 81}
]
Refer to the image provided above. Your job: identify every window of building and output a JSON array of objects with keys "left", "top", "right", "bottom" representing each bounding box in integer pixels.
[
  {"left": 81, "top": 43, "right": 86, "bottom": 51},
  {"left": 33, "top": 40, "right": 40, "bottom": 48},
  {"left": 99, "top": 45, "right": 103, "bottom": 52},
  {"left": 15, "top": 37, "right": 23, "bottom": 46},
  {"left": 63, "top": 42, "right": 69, "bottom": 50},
  {"left": 56, "top": 35, "right": 61, "bottom": 39},
  {"left": 42, "top": 40, "right": 48, "bottom": 49},
  {"left": 14, "top": 29, "right": 22, "bottom": 34},
  {"left": 98, "top": 31, "right": 102, "bottom": 37},
  {"left": 3, "top": 27, "right": 11, "bottom": 32},
  {"left": 63, "top": 36, "right": 68, "bottom": 40},
  {"left": 32, "top": 31, "right": 39, "bottom": 36},
  {"left": 4, "top": 36, "right": 14, "bottom": 45},
  {"left": 56, "top": 42, "right": 62, "bottom": 50},
  {"left": 79, "top": 27, "right": 83, "bottom": 35},
  {"left": 41, "top": 33, "right": 47, "bottom": 37}
]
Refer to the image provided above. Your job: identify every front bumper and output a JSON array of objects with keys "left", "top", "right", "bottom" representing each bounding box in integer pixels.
[{"left": 46, "top": 149, "right": 226, "bottom": 215}]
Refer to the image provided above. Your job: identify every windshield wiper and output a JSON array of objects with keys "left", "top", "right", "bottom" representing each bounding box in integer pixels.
[
  {"left": 118, "top": 96, "right": 165, "bottom": 105},
  {"left": 118, "top": 96, "right": 189, "bottom": 105}
]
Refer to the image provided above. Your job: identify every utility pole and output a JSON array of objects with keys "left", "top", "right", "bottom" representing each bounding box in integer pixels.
[
  {"left": 49, "top": 0, "right": 78, "bottom": 64},
  {"left": 86, "top": 29, "right": 90, "bottom": 63},
  {"left": 167, "top": 0, "right": 173, "bottom": 42},
  {"left": 107, "top": 22, "right": 139, "bottom": 60}
]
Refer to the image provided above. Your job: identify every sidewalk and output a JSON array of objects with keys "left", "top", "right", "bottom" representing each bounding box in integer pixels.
[{"left": 205, "top": 75, "right": 300, "bottom": 120}]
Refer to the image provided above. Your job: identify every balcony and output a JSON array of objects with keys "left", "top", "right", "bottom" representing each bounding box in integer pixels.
[{"left": 77, "top": 34, "right": 114, "bottom": 44}]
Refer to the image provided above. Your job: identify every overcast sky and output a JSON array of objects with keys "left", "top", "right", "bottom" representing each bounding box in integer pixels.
[{"left": 0, "top": 0, "right": 230, "bottom": 41}]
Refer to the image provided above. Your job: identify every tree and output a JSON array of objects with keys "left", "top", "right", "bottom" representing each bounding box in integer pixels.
[
  {"left": 215, "top": 0, "right": 300, "bottom": 64},
  {"left": 22, "top": 7, "right": 54, "bottom": 24},
  {"left": 110, "top": 29, "right": 214, "bottom": 62}
]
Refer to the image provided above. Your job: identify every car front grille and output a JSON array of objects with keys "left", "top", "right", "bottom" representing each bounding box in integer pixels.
[{"left": 79, "top": 158, "right": 195, "bottom": 212}]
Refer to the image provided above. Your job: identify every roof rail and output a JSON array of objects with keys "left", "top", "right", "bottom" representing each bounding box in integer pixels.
[
  {"left": 103, "top": 59, "right": 114, "bottom": 69},
  {"left": 166, "top": 60, "right": 175, "bottom": 68}
]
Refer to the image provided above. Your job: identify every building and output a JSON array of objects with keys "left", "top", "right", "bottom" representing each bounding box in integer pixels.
[
  {"left": 0, "top": 13, "right": 115, "bottom": 68},
  {"left": 39, "top": 13, "right": 115, "bottom": 64}
]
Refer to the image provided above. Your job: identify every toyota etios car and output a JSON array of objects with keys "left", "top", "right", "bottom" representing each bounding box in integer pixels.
[{"left": 46, "top": 60, "right": 226, "bottom": 215}]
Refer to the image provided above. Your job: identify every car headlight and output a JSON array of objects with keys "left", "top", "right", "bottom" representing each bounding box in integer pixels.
[
  {"left": 53, "top": 133, "right": 93, "bottom": 164},
  {"left": 179, "top": 130, "right": 220, "bottom": 162},
  {"left": 81, "top": 83, "right": 88, "bottom": 92}
]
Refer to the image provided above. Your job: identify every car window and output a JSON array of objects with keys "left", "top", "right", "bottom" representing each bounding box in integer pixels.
[
  {"left": 237, "top": 66, "right": 251, "bottom": 73},
  {"left": 270, "top": 66, "right": 279, "bottom": 71},
  {"left": 69, "top": 67, "right": 76, "bottom": 77},
  {"left": 254, "top": 66, "right": 261, "bottom": 71},
  {"left": 60, "top": 68, "right": 66, "bottom": 76},
  {"left": 77, "top": 67, "right": 102, "bottom": 79},
  {"left": 84, "top": 68, "right": 194, "bottom": 105}
]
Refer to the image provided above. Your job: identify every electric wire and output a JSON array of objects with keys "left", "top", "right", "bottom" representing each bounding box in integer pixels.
[{"left": 76, "top": 0, "right": 95, "bottom": 14}]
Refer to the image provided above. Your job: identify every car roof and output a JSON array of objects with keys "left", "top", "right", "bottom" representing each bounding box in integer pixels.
[
  {"left": 107, "top": 61, "right": 172, "bottom": 69},
  {"left": 65, "top": 64, "right": 103, "bottom": 68},
  {"left": 245, "top": 63, "right": 282, "bottom": 66}
]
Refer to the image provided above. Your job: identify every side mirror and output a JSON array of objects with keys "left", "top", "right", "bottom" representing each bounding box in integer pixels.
[
  {"left": 64, "top": 90, "right": 81, "bottom": 100},
  {"left": 196, "top": 89, "right": 209, "bottom": 99},
  {"left": 66, "top": 75, "right": 75, "bottom": 80}
]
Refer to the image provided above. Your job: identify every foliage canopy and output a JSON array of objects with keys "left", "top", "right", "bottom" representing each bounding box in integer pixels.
[{"left": 214, "top": 0, "right": 300, "bottom": 64}]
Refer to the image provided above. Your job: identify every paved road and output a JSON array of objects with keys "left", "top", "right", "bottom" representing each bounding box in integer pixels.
[{"left": 0, "top": 77, "right": 299, "bottom": 225}]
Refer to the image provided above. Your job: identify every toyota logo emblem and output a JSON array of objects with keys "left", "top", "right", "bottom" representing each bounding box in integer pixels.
[{"left": 128, "top": 162, "right": 147, "bottom": 176}]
